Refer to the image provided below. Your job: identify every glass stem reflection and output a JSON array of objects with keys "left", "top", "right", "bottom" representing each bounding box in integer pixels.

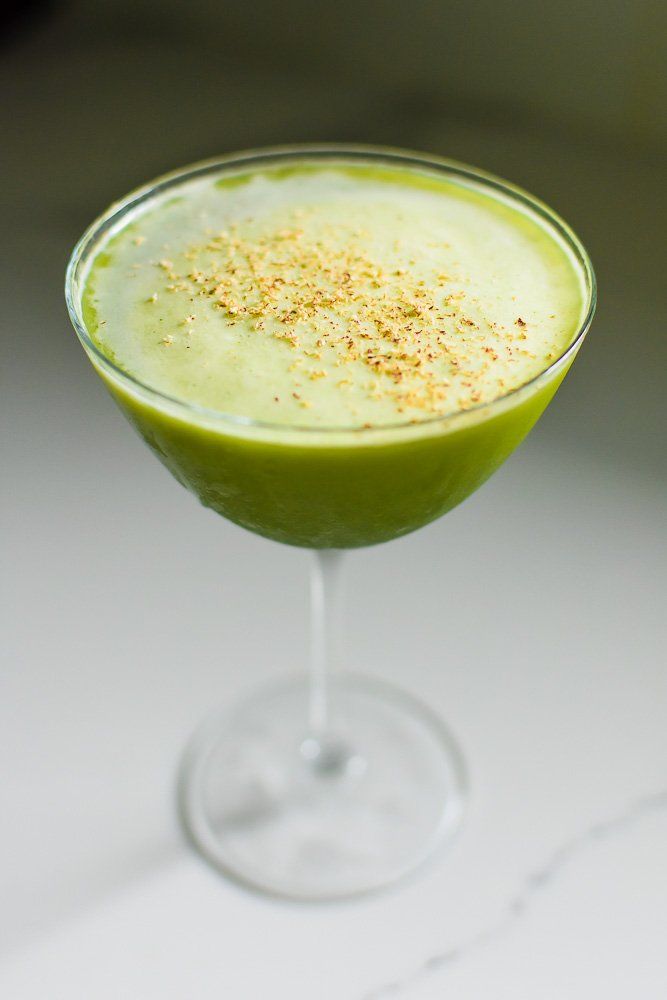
[{"left": 308, "top": 549, "right": 344, "bottom": 742}]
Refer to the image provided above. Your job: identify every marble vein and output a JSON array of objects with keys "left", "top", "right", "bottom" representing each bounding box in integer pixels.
[{"left": 362, "top": 788, "right": 667, "bottom": 999}]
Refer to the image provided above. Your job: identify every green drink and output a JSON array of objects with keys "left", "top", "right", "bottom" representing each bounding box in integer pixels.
[
  {"left": 67, "top": 147, "right": 595, "bottom": 898},
  {"left": 73, "top": 154, "right": 590, "bottom": 548}
]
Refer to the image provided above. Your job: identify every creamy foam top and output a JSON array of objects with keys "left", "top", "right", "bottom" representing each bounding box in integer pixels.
[{"left": 83, "top": 163, "right": 586, "bottom": 428}]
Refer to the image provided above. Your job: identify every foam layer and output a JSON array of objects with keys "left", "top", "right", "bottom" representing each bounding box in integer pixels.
[{"left": 83, "top": 162, "right": 586, "bottom": 428}]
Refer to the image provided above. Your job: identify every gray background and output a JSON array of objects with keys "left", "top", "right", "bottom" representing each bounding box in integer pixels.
[{"left": 2, "top": 2, "right": 666, "bottom": 995}]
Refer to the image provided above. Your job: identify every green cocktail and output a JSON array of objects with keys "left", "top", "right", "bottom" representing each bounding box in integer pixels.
[
  {"left": 73, "top": 153, "right": 589, "bottom": 548},
  {"left": 66, "top": 147, "right": 595, "bottom": 898}
]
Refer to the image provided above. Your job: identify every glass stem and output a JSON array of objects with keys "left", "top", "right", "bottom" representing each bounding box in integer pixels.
[{"left": 309, "top": 549, "right": 344, "bottom": 738}]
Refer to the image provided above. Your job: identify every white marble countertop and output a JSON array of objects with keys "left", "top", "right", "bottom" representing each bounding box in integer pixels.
[{"left": 2, "top": 17, "right": 666, "bottom": 998}]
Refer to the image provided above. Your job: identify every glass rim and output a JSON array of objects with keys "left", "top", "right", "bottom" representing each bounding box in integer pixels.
[{"left": 65, "top": 143, "right": 597, "bottom": 437}]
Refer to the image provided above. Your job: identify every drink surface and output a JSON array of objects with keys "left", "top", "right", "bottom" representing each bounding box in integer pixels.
[{"left": 83, "top": 162, "right": 586, "bottom": 430}]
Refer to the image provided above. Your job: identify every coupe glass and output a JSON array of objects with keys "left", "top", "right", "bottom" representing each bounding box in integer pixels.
[{"left": 65, "top": 146, "right": 596, "bottom": 899}]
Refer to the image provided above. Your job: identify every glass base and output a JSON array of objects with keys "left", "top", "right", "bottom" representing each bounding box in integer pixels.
[{"left": 178, "top": 674, "right": 466, "bottom": 900}]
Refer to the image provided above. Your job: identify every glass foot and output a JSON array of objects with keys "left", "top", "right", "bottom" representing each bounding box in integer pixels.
[{"left": 178, "top": 674, "right": 466, "bottom": 900}]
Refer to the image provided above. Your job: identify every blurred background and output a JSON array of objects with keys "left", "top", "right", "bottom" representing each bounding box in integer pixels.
[{"left": 2, "top": 2, "right": 666, "bottom": 997}]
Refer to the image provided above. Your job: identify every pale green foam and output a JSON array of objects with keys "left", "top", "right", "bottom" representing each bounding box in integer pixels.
[{"left": 83, "top": 163, "right": 586, "bottom": 428}]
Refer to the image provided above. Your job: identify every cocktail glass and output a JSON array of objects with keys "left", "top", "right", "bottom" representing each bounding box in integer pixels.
[{"left": 65, "top": 146, "right": 596, "bottom": 900}]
